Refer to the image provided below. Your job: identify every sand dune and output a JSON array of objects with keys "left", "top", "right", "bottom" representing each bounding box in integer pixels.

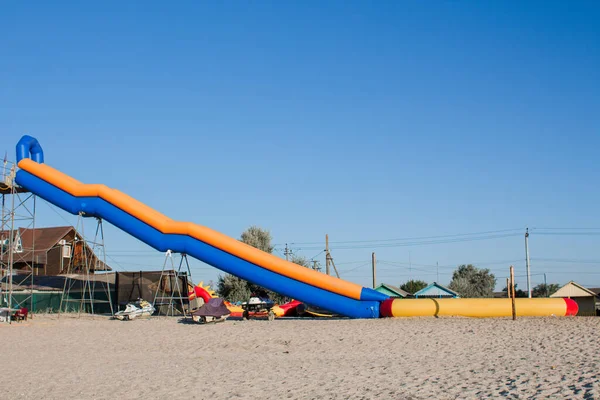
[{"left": 2, "top": 315, "right": 599, "bottom": 399}]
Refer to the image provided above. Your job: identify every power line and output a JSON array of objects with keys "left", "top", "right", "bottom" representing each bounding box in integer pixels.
[
  {"left": 335, "top": 260, "right": 372, "bottom": 265},
  {"left": 378, "top": 261, "right": 433, "bottom": 275},
  {"left": 532, "top": 227, "right": 600, "bottom": 230},
  {"left": 378, "top": 258, "right": 524, "bottom": 270},
  {"left": 340, "top": 262, "right": 372, "bottom": 275},
  {"left": 532, "top": 257, "right": 600, "bottom": 264},
  {"left": 533, "top": 232, "right": 600, "bottom": 236},
  {"left": 282, "top": 228, "right": 524, "bottom": 246},
  {"left": 103, "top": 253, "right": 127, "bottom": 272},
  {"left": 308, "top": 250, "right": 325, "bottom": 260},
  {"left": 289, "top": 232, "right": 522, "bottom": 251}
]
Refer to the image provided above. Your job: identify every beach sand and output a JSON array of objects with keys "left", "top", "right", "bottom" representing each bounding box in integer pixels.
[{"left": 2, "top": 315, "right": 599, "bottom": 399}]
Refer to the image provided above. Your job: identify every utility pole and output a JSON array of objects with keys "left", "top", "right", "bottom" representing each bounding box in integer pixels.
[
  {"left": 284, "top": 243, "right": 291, "bottom": 261},
  {"left": 330, "top": 258, "right": 340, "bottom": 278},
  {"left": 372, "top": 252, "right": 376, "bottom": 289},
  {"left": 436, "top": 261, "right": 439, "bottom": 283},
  {"left": 525, "top": 228, "right": 532, "bottom": 298},
  {"left": 325, "top": 234, "right": 330, "bottom": 276},
  {"left": 544, "top": 273, "right": 548, "bottom": 297},
  {"left": 408, "top": 250, "right": 412, "bottom": 292},
  {"left": 311, "top": 260, "right": 320, "bottom": 272}
]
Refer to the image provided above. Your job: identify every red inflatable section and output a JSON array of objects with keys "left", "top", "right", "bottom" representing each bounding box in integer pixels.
[
  {"left": 190, "top": 285, "right": 213, "bottom": 303},
  {"left": 379, "top": 299, "right": 394, "bottom": 318},
  {"left": 278, "top": 299, "right": 302, "bottom": 316},
  {"left": 564, "top": 298, "right": 578, "bottom": 316}
]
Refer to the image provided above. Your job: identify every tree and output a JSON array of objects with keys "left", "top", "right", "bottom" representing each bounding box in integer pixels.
[
  {"left": 400, "top": 280, "right": 428, "bottom": 294},
  {"left": 240, "top": 226, "right": 274, "bottom": 253},
  {"left": 448, "top": 264, "right": 496, "bottom": 298},
  {"left": 290, "top": 254, "right": 310, "bottom": 268},
  {"left": 532, "top": 283, "right": 560, "bottom": 298},
  {"left": 216, "top": 273, "right": 252, "bottom": 303},
  {"left": 218, "top": 226, "right": 274, "bottom": 302},
  {"left": 501, "top": 283, "right": 528, "bottom": 298}
]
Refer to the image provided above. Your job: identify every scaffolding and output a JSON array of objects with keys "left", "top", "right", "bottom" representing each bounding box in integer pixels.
[
  {"left": 59, "top": 213, "right": 114, "bottom": 316},
  {"left": 153, "top": 251, "right": 192, "bottom": 319},
  {"left": 1, "top": 159, "right": 36, "bottom": 323}
]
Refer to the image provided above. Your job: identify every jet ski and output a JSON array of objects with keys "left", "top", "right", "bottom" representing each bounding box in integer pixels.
[
  {"left": 240, "top": 292, "right": 276, "bottom": 321},
  {"left": 192, "top": 298, "right": 231, "bottom": 324},
  {"left": 114, "top": 299, "right": 155, "bottom": 321}
]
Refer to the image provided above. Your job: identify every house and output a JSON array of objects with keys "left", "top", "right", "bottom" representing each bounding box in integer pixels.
[
  {"left": 550, "top": 281, "right": 599, "bottom": 316},
  {"left": 374, "top": 283, "right": 411, "bottom": 298},
  {"left": 0, "top": 226, "right": 111, "bottom": 276},
  {"left": 413, "top": 282, "right": 460, "bottom": 299},
  {"left": 589, "top": 288, "right": 600, "bottom": 315}
]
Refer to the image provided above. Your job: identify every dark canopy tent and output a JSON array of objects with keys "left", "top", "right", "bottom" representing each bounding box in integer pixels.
[{"left": 115, "top": 271, "right": 189, "bottom": 314}]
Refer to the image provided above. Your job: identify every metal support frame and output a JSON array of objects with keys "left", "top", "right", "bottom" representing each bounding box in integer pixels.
[
  {"left": 1, "top": 160, "right": 36, "bottom": 323},
  {"left": 59, "top": 213, "right": 114, "bottom": 316},
  {"left": 153, "top": 251, "right": 192, "bottom": 319}
]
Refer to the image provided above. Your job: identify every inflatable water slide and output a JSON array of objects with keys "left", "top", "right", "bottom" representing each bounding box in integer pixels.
[{"left": 14, "top": 136, "right": 577, "bottom": 318}]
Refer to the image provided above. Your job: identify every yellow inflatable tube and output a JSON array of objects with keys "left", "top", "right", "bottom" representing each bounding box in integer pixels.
[{"left": 380, "top": 298, "right": 578, "bottom": 318}]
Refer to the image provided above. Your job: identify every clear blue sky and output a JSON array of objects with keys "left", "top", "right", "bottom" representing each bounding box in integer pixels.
[{"left": 1, "top": 1, "right": 599, "bottom": 291}]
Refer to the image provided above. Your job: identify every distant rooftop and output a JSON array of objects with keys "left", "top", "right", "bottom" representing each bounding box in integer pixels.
[
  {"left": 375, "top": 283, "right": 411, "bottom": 298},
  {"left": 413, "top": 282, "right": 460, "bottom": 298}
]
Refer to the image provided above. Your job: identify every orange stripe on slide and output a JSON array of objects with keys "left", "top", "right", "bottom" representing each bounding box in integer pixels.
[{"left": 18, "top": 159, "right": 364, "bottom": 300}]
